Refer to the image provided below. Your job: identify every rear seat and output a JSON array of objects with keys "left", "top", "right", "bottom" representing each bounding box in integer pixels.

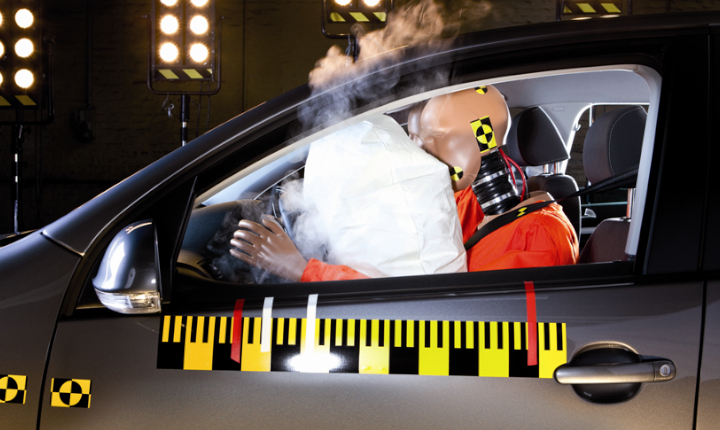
[
  {"left": 505, "top": 106, "right": 581, "bottom": 239},
  {"left": 577, "top": 105, "right": 646, "bottom": 263}
]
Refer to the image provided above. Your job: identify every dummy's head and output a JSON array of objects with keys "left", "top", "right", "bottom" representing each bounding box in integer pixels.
[{"left": 414, "top": 85, "right": 510, "bottom": 192}]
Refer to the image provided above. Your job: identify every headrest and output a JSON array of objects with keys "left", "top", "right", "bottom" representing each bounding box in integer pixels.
[
  {"left": 505, "top": 107, "right": 568, "bottom": 167},
  {"left": 583, "top": 106, "right": 646, "bottom": 184}
]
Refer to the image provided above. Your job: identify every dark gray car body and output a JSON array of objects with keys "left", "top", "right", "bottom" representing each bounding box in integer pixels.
[{"left": 1, "top": 12, "right": 719, "bottom": 429}]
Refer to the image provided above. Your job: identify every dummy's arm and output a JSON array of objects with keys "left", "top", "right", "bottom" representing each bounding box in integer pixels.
[
  {"left": 229, "top": 215, "right": 369, "bottom": 283},
  {"left": 229, "top": 215, "right": 309, "bottom": 282}
]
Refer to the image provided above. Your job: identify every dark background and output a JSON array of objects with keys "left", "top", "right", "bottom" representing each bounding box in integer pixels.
[{"left": 0, "top": 0, "right": 715, "bottom": 233}]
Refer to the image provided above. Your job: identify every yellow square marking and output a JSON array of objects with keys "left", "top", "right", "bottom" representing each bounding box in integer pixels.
[
  {"left": 373, "top": 12, "right": 386, "bottom": 22},
  {"left": 347, "top": 320, "right": 355, "bottom": 347},
  {"left": 162, "top": 315, "right": 171, "bottom": 342},
  {"left": 330, "top": 12, "right": 345, "bottom": 22},
  {"left": 406, "top": 321, "right": 414, "bottom": 348},
  {"left": 288, "top": 318, "right": 297, "bottom": 345},
  {"left": 514, "top": 322, "right": 522, "bottom": 350},
  {"left": 394, "top": 320, "right": 402, "bottom": 347},
  {"left": 349, "top": 12, "right": 369, "bottom": 22},
  {"left": 277, "top": 318, "right": 285, "bottom": 345},
  {"left": 454, "top": 321, "right": 462, "bottom": 349},
  {"left": 183, "top": 69, "right": 203, "bottom": 79},
  {"left": 336, "top": 319, "right": 344, "bottom": 346},
  {"left": 601, "top": 3, "right": 621, "bottom": 13},
  {"left": 218, "top": 317, "right": 227, "bottom": 344},
  {"left": 0, "top": 97, "right": 10, "bottom": 106},
  {"left": 173, "top": 316, "right": 183, "bottom": 342},
  {"left": 466, "top": 321, "right": 474, "bottom": 349},
  {"left": 577, "top": 3, "right": 596, "bottom": 13},
  {"left": 158, "top": 69, "right": 179, "bottom": 79},
  {"left": 16, "top": 96, "right": 35, "bottom": 106}
]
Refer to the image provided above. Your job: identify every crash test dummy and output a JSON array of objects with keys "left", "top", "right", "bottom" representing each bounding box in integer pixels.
[{"left": 229, "top": 85, "right": 578, "bottom": 282}]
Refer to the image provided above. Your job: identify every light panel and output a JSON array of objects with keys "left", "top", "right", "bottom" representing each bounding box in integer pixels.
[{"left": 151, "top": 0, "right": 217, "bottom": 82}]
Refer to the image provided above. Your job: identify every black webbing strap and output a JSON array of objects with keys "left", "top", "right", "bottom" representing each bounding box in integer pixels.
[{"left": 463, "top": 168, "right": 638, "bottom": 251}]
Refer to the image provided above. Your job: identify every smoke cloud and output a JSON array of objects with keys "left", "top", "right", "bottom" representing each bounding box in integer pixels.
[
  {"left": 299, "top": 0, "right": 492, "bottom": 130},
  {"left": 211, "top": 0, "right": 494, "bottom": 284}
]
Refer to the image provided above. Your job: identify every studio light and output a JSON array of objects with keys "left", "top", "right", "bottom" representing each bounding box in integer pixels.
[
  {"left": 0, "top": 1, "right": 47, "bottom": 109},
  {"left": 15, "top": 8, "right": 33, "bottom": 28},
  {"left": 189, "top": 43, "right": 208, "bottom": 62},
  {"left": 150, "top": 0, "right": 218, "bottom": 82},
  {"left": 15, "top": 38, "right": 33, "bottom": 58},
  {"left": 160, "top": 15, "right": 179, "bottom": 34},
  {"left": 149, "top": 0, "right": 221, "bottom": 146},
  {"left": 322, "top": 0, "right": 392, "bottom": 39},
  {"left": 159, "top": 42, "right": 179, "bottom": 62},
  {"left": 189, "top": 15, "right": 208, "bottom": 34},
  {"left": 15, "top": 69, "right": 33, "bottom": 89}
]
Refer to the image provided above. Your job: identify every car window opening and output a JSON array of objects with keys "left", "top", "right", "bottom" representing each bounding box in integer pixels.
[{"left": 178, "top": 65, "right": 660, "bottom": 287}]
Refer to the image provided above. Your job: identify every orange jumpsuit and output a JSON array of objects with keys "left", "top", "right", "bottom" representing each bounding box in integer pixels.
[{"left": 301, "top": 187, "right": 578, "bottom": 282}]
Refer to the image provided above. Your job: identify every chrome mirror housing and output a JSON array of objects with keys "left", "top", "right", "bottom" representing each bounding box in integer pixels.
[{"left": 92, "top": 220, "right": 162, "bottom": 314}]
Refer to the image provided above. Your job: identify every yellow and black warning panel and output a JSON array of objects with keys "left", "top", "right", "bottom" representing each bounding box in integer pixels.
[
  {"left": 328, "top": 11, "right": 386, "bottom": 23},
  {"left": 154, "top": 67, "right": 214, "bottom": 81},
  {"left": 560, "top": 1, "right": 623, "bottom": 16},
  {"left": 0, "top": 374, "right": 27, "bottom": 404},
  {"left": 157, "top": 316, "right": 566, "bottom": 378},
  {"left": 50, "top": 378, "right": 91, "bottom": 409}
]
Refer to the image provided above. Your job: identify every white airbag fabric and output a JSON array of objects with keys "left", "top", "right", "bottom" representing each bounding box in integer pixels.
[{"left": 304, "top": 115, "right": 467, "bottom": 277}]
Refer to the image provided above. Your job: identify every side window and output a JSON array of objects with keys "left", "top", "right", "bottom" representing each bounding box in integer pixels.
[{"left": 176, "top": 67, "right": 659, "bottom": 287}]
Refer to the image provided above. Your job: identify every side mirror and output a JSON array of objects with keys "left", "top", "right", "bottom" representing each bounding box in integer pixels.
[{"left": 92, "top": 220, "right": 162, "bottom": 314}]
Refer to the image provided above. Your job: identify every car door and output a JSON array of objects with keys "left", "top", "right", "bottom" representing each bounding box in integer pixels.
[{"left": 38, "top": 28, "right": 709, "bottom": 429}]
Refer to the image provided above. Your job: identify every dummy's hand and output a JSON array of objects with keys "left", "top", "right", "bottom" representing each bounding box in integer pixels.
[{"left": 229, "top": 215, "right": 308, "bottom": 282}]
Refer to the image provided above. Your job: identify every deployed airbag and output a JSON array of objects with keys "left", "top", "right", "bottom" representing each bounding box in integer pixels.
[{"left": 303, "top": 115, "right": 467, "bottom": 277}]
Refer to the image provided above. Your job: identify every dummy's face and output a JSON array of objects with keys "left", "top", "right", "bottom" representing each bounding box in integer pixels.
[{"left": 412, "top": 86, "right": 510, "bottom": 193}]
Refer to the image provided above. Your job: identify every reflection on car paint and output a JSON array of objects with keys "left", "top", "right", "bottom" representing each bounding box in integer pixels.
[{"left": 157, "top": 315, "right": 567, "bottom": 378}]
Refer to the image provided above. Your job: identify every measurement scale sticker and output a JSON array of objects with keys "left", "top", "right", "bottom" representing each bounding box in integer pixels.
[{"left": 157, "top": 317, "right": 567, "bottom": 379}]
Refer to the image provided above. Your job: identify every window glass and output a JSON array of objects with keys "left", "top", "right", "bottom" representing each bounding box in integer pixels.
[{"left": 177, "top": 67, "right": 659, "bottom": 286}]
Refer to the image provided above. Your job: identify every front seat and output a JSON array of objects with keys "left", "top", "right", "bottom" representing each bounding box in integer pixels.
[
  {"left": 505, "top": 106, "right": 581, "bottom": 239},
  {"left": 577, "top": 105, "right": 646, "bottom": 263}
]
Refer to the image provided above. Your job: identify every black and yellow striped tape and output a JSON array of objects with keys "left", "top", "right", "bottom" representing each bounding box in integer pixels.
[
  {"left": 158, "top": 316, "right": 567, "bottom": 378},
  {"left": 329, "top": 11, "right": 386, "bottom": 23}
]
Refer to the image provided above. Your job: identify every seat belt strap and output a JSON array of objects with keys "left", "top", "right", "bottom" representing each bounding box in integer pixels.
[{"left": 463, "top": 168, "right": 638, "bottom": 250}]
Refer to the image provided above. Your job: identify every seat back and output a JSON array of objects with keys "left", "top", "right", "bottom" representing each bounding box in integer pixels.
[
  {"left": 578, "top": 105, "right": 646, "bottom": 263},
  {"left": 506, "top": 107, "right": 581, "bottom": 238}
]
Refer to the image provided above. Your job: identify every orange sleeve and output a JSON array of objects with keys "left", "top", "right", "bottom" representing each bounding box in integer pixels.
[{"left": 301, "top": 258, "right": 370, "bottom": 283}]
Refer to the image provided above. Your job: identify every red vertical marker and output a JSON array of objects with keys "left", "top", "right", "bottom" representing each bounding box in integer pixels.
[
  {"left": 524, "top": 281, "right": 538, "bottom": 367},
  {"left": 231, "top": 299, "right": 245, "bottom": 363}
]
